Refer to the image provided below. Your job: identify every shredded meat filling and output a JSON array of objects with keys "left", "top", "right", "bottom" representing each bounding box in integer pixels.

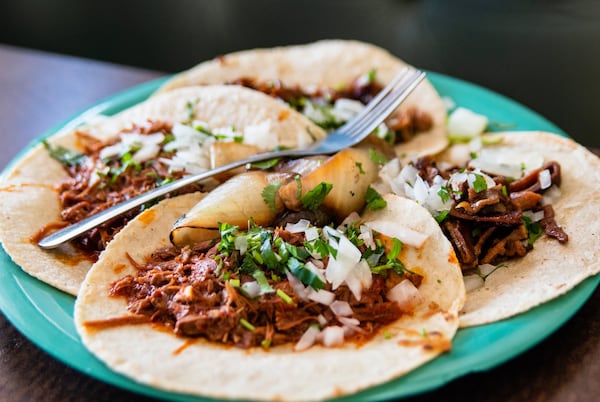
[
  {"left": 50, "top": 121, "right": 203, "bottom": 260},
  {"left": 110, "top": 231, "right": 420, "bottom": 349},
  {"left": 415, "top": 157, "right": 567, "bottom": 270},
  {"left": 228, "top": 77, "right": 433, "bottom": 143}
]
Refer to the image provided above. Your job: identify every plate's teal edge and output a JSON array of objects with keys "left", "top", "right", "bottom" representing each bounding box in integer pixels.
[{"left": 0, "top": 71, "right": 597, "bottom": 402}]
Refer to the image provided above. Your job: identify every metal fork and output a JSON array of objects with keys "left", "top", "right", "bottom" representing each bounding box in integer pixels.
[{"left": 38, "top": 68, "right": 425, "bottom": 249}]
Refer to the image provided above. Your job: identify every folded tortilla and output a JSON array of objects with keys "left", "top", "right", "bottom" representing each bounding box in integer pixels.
[
  {"left": 155, "top": 39, "right": 448, "bottom": 160},
  {"left": 0, "top": 85, "right": 326, "bottom": 295},
  {"left": 438, "top": 132, "right": 600, "bottom": 326},
  {"left": 74, "top": 193, "right": 465, "bottom": 401}
]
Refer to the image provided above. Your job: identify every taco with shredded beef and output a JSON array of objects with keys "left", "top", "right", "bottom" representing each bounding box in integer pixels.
[
  {"left": 374, "top": 131, "right": 600, "bottom": 326},
  {"left": 0, "top": 85, "right": 326, "bottom": 295},
  {"left": 74, "top": 189, "right": 465, "bottom": 401},
  {"left": 155, "top": 39, "right": 448, "bottom": 161}
]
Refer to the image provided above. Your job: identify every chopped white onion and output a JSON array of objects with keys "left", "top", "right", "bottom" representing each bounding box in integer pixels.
[
  {"left": 320, "top": 326, "right": 345, "bottom": 347},
  {"left": 330, "top": 98, "right": 364, "bottom": 122},
  {"left": 442, "top": 96, "right": 456, "bottom": 111},
  {"left": 240, "top": 281, "right": 261, "bottom": 299},
  {"left": 478, "top": 263, "right": 497, "bottom": 277},
  {"left": 304, "top": 261, "right": 327, "bottom": 284},
  {"left": 325, "top": 234, "right": 361, "bottom": 289},
  {"left": 317, "top": 314, "right": 328, "bottom": 326},
  {"left": 523, "top": 210, "right": 545, "bottom": 222},
  {"left": 344, "top": 260, "right": 372, "bottom": 301},
  {"left": 234, "top": 235, "right": 248, "bottom": 255},
  {"left": 463, "top": 274, "right": 484, "bottom": 292},
  {"left": 338, "top": 316, "right": 360, "bottom": 327},
  {"left": 338, "top": 211, "right": 361, "bottom": 231},
  {"left": 447, "top": 107, "right": 489, "bottom": 139},
  {"left": 358, "top": 225, "right": 376, "bottom": 250},
  {"left": 243, "top": 121, "right": 273, "bottom": 148},
  {"left": 302, "top": 101, "right": 330, "bottom": 125},
  {"left": 304, "top": 226, "right": 319, "bottom": 242},
  {"left": 294, "top": 325, "right": 320, "bottom": 351},
  {"left": 286, "top": 271, "right": 308, "bottom": 300},
  {"left": 538, "top": 169, "right": 551, "bottom": 190},
  {"left": 386, "top": 279, "right": 421, "bottom": 312},
  {"left": 307, "top": 288, "right": 335, "bottom": 305},
  {"left": 364, "top": 220, "right": 428, "bottom": 248},
  {"left": 330, "top": 300, "right": 353, "bottom": 317},
  {"left": 98, "top": 142, "right": 123, "bottom": 160},
  {"left": 285, "top": 219, "right": 311, "bottom": 233}
]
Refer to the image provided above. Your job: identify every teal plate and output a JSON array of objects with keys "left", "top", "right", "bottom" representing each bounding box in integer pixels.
[{"left": 0, "top": 72, "right": 598, "bottom": 401}]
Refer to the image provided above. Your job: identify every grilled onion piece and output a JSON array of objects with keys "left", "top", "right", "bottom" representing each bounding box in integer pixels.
[
  {"left": 278, "top": 148, "right": 379, "bottom": 220},
  {"left": 171, "top": 171, "right": 283, "bottom": 246}
]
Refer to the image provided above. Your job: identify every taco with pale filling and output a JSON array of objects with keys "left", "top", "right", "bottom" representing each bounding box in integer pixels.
[
  {"left": 155, "top": 39, "right": 448, "bottom": 161},
  {"left": 74, "top": 182, "right": 465, "bottom": 401},
  {"left": 374, "top": 131, "right": 600, "bottom": 326},
  {"left": 0, "top": 85, "right": 326, "bottom": 295}
]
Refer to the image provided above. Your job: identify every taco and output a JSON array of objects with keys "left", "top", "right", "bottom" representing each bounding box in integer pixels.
[
  {"left": 155, "top": 39, "right": 448, "bottom": 161},
  {"left": 74, "top": 189, "right": 465, "bottom": 401},
  {"left": 374, "top": 131, "right": 600, "bottom": 326},
  {"left": 0, "top": 85, "right": 326, "bottom": 295}
]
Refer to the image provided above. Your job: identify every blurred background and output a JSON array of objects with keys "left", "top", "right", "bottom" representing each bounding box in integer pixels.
[{"left": 1, "top": 0, "right": 599, "bottom": 147}]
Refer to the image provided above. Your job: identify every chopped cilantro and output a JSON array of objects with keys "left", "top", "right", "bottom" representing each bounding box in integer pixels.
[
  {"left": 300, "top": 182, "right": 333, "bottom": 211},
  {"left": 186, "top": 99, "right": 197, "bottom": 121},
  {"left": 261, "top": 181, "right": 281, "bottom": 212},
  {"left": 365, "top": 186, "right": 387, "bottom": 211},
  {"left": 305, "top": 238, "right": 337, "bottom": 259},
  {"left": 239, "top": 318, "right": 256, "bottom": 332},
  {"left": 252, "top": 270, "right": 275, "bottom": 294},
  {"left": 370, "top": 238, "right": 406, "bottom": 276},
  {"left": 162, "top": 133, "right": 175, "bottom": 145},
  {"left": 287, "top": 257, "right": 325, "bottom": 290},
  {"left": 294, "top": 175, "right": 303, "bottom": 200},
  {"left": 387, "top": 238, "right": 403, "bottom": 260},
  {"left": 251, "top": 158, "right": 280, "bottom": 170},
  {"left": 42, "top": 140, "right": 85, "bottom": 167},
  {"left": 367, "top": 68, "right": 377, "bottom": 83},
  {"left": 437, "top": 186, "right": 451, "bottom": 203},
  {"left": 276, "top": 289, "right": 294, "bottom": 304},
  {"left": 522, "top": 216, "right": 543, "bottom": 246},
  {"left": 472, "top": 173, "right": 488, "bottom": 193},
  {"left": 218, "top": 222, "right": 238, "bottom": 256},
  {"left": 368, "top": 148, "right": 388, "bottom": 166},
  {"left": 434, "top": 210, "right": 450, "bottom": 223}
]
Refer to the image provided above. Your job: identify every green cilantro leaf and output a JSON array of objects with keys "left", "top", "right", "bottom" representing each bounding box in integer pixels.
[
  {"left": 261, "top": 181, "right": 281, "bottom": 212},
  {"left": 437, "top": 186, "right": 451, "bottom": 203},
  {"left": 42, "top": 140, "right": 86, "bottom": 167},
  {"left": 472, "top": 174, "right": 488, "bottom": 193},
  {"left": 522, "top": 216, "right": 543, "bottom": 246},
  {"left": 365, "top": 186, "right": 387, "bottom": 211},
  {"left": 287, "top": 257, "right": 325, "bottom": 290},
  {"left": 300, "top": 182, "right": 333, "bottom": 211},
  {"left": 368, "top": 148, "right": 388, "bottom": 166}
]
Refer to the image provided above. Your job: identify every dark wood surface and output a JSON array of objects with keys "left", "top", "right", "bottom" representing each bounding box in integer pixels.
[{"left": 0, "top": 44, "right": 598, "bottom": 402}]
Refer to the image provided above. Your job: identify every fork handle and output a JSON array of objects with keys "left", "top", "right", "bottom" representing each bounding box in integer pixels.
[{"left": 37, "top": 149, "right": 297, "bottom": 249}]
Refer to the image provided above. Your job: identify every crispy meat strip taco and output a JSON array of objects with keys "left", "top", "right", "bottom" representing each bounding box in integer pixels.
[
  {"left": 0, "top": 85, "right": 326, "bottom": 295},
  {"left": 155, "top": 39, "right": 448, "bottom": 160},
  {"left": 374, "top": 131, "right": 600, "bottom": 326},
  {"left": 74, "top": 190, "right": 464, "bottom": 401}
]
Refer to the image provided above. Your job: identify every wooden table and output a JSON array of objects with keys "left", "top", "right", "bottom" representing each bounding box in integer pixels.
[{"left": 0, "top": 44, "right": 598, "bottom": 402}]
